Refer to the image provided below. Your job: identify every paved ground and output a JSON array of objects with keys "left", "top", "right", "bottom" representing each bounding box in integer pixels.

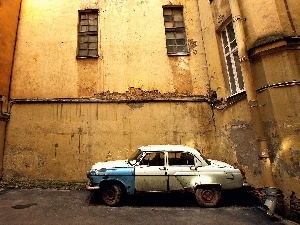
[{"left": 0, "top": 188, "right": 298, "bottom": 225}]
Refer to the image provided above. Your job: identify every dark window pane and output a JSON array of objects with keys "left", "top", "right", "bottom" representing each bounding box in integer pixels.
[
  {"left": 79, "top": 43, "right": 88, "bottom": 49},
  {"left": 177, "top": 45, "right": 186, "bottom": 52},
  {"left": 230, "top": 39, "right": 237, "bottom": 50},
  {"left": 174, "top": 14, "right": 183, "bottom": 22},
  {"left": 175, "top": 32, "right": 185, "bottom": 39},
  {"left": 176, "top": 39, "right": 185, "bottom": 46},
  {"left": 80, "top": 26, "right": 88, "bottom": 32},
  {"left": 89, "top": 13, "right": 97, "bottom": 19},
  {"left": 88, "top": 49, "right": 98, "bottom": 56},
  {"left": 166, "top": 32, "right": 175, "bottom": 39},
  {"left": 163, "top": 6, "right": 187, "bottom": 55},
  {"left": 221, "top": 30, "right": 228, "bottom": 47},
  {"left": 79, "top": 36, "right": 88, "bottom": 42},
  {"left": 164, "top": 15, "right": 173, "bottom": 22},
  {"left": 80, "top": 20, "right": 88, "bottom": 26},
  {"left": 78, "top": 10, "right": 98, "bottom": 58},
  {"left": 163, "top": 8, "right": 172, "bottom": 16},
  {"left": 78, "top": 50, "right": 88, "bottom": 56},
  {"left": 174, "top": 21, "right": 184, "bottom": 27},
  {"left": 224, "top": 46, "right": 229, "bottom": 54},
  {"left": 89, "top": 19, "right": 98, "bottom": 26},
  {"left": 227, "top": 22, "right": 235, "bottom": 42},
  {"left": 89, "top": 25, "right": 97, "bottom": 31},
  {"left": 89, "top": 36, "right": 97, "bottom": 42},
  {"left": 166, "top": 39, "right": 176, "bottom": 46},
  {"left": 89, "top": 42, "right": 97, "bottom": 49},
  {"left": 173, "top": 8, "right": 182, "bottom": 16},
  {"left": 167, "top": 46, "right": 176, "bottom": 53},
  {"left": 165, "top": 22, "right": 174, "bottom": 28}
]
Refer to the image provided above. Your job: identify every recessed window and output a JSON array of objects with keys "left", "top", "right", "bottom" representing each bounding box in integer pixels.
[
  {"left": 221, "top": 22, "right": 244, "bottom": 94},
  {"left": 140, "top": 152, "right": 164, "bottom": 166},
  {"left": 168, "top": 152, "right": 194, "bottom": 166},
  {"left": 163, "top": 6, "right": 189, "bottom": 56},
  {"left": 77, "top": 10, "right": 99, "bottom": 58}
]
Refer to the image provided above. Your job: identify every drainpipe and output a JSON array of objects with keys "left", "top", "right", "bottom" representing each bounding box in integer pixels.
[
  {"left": 0, "top": 0, "right": 23, "bottom": 178},
  {"left": 228, "top": 0, "right": 277, "bottom": 216}
]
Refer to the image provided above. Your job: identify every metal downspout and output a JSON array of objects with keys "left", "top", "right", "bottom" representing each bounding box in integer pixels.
[
  {"left": 228, "top": 0, "right": 277, "bottom": 216},
  {"left": 0, "top": 0, "right": 23, "bottom": 178}
]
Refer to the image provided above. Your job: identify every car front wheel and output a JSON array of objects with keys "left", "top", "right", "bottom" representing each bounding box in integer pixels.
[
  {"left": 101, "top": 184, "right": 122, "bottom": 206},
  {"left": 195, "top": 187, "right": 221, "bottom": 207}
]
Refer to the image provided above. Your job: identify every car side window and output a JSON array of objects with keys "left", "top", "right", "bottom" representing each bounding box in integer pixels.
[
  {"left": 168, "top": 152, "right": 194, "bottom": 166},
  {"left": 140, "top": 152, "right": 164, "bottom": 166}
]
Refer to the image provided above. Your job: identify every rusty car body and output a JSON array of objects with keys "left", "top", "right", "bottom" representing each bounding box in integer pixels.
[{"left": 86, "top": 145, "right": 248, "bottom": 207}]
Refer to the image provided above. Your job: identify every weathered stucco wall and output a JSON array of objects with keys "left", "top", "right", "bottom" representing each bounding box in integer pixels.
[
  {"left": 3, "top": 102, "right": 214, "bottom": 181},
  {"left": 212, "top": 0, "right": 300, "bottom": 48},
  {"left": 2, "top": 0, "right": 300, "bottom": 219},
  {"left": 212, "top": 100, "right": 262, "bottom": 185},
  {"left": 0, "top": 0, "right": 22, "bottom": 177},
  {"left": 199, "top": 0, "right": 300, "bottom": 217},
  {"left": 6, "top": 0, "right": 215, "bottom": 180},
  {"left": 11, "top": 0, "right": 209, "bottom": 99},
  {"left": 0, "top": 0, "right": 21, "bottom": 96},
  {"left": 254, "top": 49, "right": 300, "bottom": 196}
]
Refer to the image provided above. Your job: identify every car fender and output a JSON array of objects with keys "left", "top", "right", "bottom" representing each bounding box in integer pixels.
[{"left": 98, "top": 167, "right": 135, "bottom": 195}]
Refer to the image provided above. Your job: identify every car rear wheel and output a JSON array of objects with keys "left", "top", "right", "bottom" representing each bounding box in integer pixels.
[
  {"left": 101, "top": 184, "right": 122, "bottom": 206},
  {"left": 195, "top": 187, "right": 221, "bottom": 207}
]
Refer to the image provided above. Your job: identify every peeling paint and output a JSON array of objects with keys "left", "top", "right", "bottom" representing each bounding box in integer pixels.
[
  {"left": 188, "top": 39, "right": 198, "bottom": 55},
  {"left": 93, "top": 87, "right": 206, "bottom": 101}
]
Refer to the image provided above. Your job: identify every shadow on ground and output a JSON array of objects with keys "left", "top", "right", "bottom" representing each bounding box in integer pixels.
[{"left": 88, "top": 187, "right": 259, "bottom": 208}]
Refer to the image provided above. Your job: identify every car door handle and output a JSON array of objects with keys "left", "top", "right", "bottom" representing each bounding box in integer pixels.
[{"left": 159, "top": 167, "right": 165, "bottom": 170}]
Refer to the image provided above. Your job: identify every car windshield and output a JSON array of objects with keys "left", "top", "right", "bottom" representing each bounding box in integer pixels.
[
  {"left": 128, "top": 149, "right": 143, "bottom": 161},
  {"left": 197, "top": 150, "right": 211, "bottom": 165}
]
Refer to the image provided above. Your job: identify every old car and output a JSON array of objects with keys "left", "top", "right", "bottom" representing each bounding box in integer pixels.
[{"left": 86, "top": 145, "right": 248, "bottom": 207}]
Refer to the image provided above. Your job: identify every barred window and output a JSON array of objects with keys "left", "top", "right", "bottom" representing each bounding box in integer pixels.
[
  {"left": 163, "top": 6, "right": 189, "bottom": 55},
  {"left": 77, "top": 10, "right": 98, "bottom": 58},
  {"left": 221, "top": 22, "right": 244, "bottom": 94}
]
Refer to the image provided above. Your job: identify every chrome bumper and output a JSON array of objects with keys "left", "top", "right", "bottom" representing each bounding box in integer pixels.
[{"left": 86, "top": 182, "right": 100, "bottom": 191}]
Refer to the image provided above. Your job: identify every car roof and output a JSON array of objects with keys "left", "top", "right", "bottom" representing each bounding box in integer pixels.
[{"left": 138, "top": 145, "right": 200, "bottom": 155}]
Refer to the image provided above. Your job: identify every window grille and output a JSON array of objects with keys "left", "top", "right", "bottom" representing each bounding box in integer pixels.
[
  {"left": 163, "top": 6, "right": 189, "bottom": 55},
  {"left": 77, "top": 10, "right": 98, "bottom": 58}
]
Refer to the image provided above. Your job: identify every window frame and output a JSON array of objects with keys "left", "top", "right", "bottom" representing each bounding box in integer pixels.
[
  {"left": 163, "top": 5, "right": 189, "bottom": 56},
  {"left": 77, "top": 9, "right": 99, "bottom": 59},
  {"left": 140, "top": 152, "right": 165, "bottom": 166},
  {"left": 167, "top": 151, "right": 195, "bottom": 166},
  {"left": 220, "top": 21, "right": 245, "bottom": 95}
]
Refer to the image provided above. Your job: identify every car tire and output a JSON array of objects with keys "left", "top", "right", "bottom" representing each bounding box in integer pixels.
[
  {"left": 195, "top": 187, "right": 221, "bottom": 207},
  {"left": 101, "top": 184, "right": 122, "bottom": 206}
]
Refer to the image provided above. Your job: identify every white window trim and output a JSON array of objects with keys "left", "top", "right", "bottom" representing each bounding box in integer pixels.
[{"left": 221, "top": 22, "right": 245, "bottom": 95}]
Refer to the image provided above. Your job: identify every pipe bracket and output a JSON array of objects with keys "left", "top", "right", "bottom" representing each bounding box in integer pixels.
[
  {"left": 258, "top": 149, "right": 270, "bottom": 158},
  {"left": 239, "top": 55, "right": 249, "bottom": 62},
  {"left": 249, "top": 100, "right": 265, "bottom": 107},
  {"left": 232, "top": 15, "right": 246, "bottom": 22}
]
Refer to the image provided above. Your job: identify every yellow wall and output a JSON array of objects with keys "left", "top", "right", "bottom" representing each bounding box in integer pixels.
[
  {"left": 0, "top": 0, "right": 22, "bottom": 177},
  {"left": 3, "top": 102, "right": 214, "bottom": 181},
  {"left": 2, "top": 0, "right": 300, "bottom": 216},
  {"left": 0, "top": 0, "right": 21, "bottom": 95},
  {"left": 11, "top": 0, "right": 209, "bottom": 98},
  {"left": 199, "top": 0, "right": 300, "bottom": 211}
]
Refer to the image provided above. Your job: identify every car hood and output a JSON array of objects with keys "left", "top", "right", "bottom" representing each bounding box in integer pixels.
[
  {"left": 91, "top": 159, "right": 130, "bottom": 170},
  {"left": 208, "top": 159, "right": 234, "bottom": 169}
]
